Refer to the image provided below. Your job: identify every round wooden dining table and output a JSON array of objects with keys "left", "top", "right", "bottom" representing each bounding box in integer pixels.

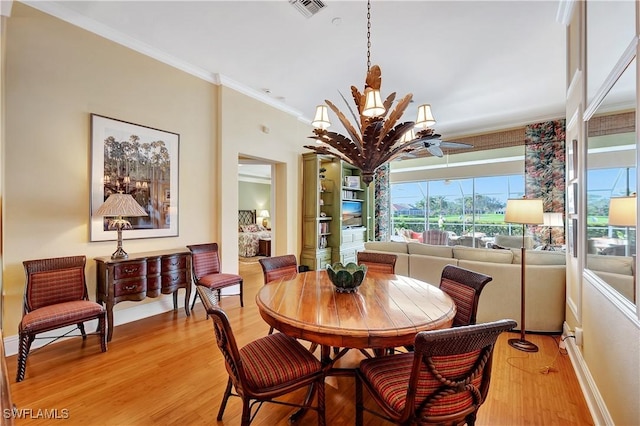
[{"left": 255, "top": 269, "right": 456, "bottom": 357}]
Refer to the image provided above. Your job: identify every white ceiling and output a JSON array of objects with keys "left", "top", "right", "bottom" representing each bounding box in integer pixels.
[{"left": 31, "top": 0, "right": 568, "bottom": 140}]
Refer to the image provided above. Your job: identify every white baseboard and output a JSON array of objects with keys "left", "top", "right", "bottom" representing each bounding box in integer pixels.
[
  {"left": 562, "top": 322, "right": 613, "bottom": 425},
  {"left": 3, "top": 297, "right": 193, "bottom": 357}
]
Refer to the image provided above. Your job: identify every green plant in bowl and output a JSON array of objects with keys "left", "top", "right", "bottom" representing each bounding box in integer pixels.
[{"left": 326, "top": 262, "right": 367, "bottom": 293}]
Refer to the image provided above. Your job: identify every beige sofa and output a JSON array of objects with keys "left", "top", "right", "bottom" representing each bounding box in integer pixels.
[
  {"left": 362, "top": 241, "right": 566, "bottom": 332},
  {"left": 586, "top": 254, "right": 635, "bottom": 302}
]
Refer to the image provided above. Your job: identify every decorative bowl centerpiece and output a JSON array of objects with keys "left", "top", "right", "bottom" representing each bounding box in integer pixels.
[{"left": 326, "top": 262, "right": 367, "bottom": 293}]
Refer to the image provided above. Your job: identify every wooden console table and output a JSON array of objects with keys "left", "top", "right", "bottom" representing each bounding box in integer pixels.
[{"left": 95, "top": 249, "right": 192, "bottom": 341}]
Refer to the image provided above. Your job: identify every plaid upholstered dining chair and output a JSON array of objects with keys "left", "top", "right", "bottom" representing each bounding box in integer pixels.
[
  {"left": 258, "top": 254, "right": 299, "bottom": 284},
  {"left": 17, "top": 256, "right": 107, "bottom": 382},
  {"left": 355, "top": 319, "right": 517, "bottom": 425},
  {"left": 439, "top": 265, "right": 493, "bottom": 327},
  {"left": 187, "top": 243, "right": 243, "bottom": 311},
  {"left": 197, "top": 286, "right": 326, "bottom": 425},
  {"left": 258, "top": 255, "right": 298, "bottom": 335}
]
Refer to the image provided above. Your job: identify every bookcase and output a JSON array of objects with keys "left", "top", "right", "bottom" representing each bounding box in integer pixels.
[{"left": 300, "top": 153, "right": 370, "bottom": 270}]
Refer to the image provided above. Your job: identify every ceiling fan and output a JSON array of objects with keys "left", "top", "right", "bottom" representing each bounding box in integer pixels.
[
  {"left": 423, "top": 139, "right": 473, "bottom": 157},
  {"left": 397, "top": 130, "right": 474, "bottom": 159}
]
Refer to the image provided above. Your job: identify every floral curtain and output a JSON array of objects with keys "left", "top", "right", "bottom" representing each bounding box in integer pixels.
[
  {"left": 374, "top": 164, "right": 390, "bottom": 241},
  {"left": 524, "top": 119, "right": 566, "bottom": 244}
]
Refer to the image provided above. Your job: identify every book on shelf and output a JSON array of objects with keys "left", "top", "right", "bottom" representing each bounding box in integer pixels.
[{"left": 318, "top": 222, "right": 330, "bottom": 234}]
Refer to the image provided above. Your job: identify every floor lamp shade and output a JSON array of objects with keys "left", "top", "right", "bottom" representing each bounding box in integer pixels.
[
  {"left": 608, "top": 196, "right": 636, "bottom": 227},
  {"left": 94, "top": 193, "right": 148, "bottom": 259},
  {"left": 505, "top": 198, "right": 544, "bottom": 224},
  {"left": 504, "top": 198, "right": 543, "bottom": 352}
]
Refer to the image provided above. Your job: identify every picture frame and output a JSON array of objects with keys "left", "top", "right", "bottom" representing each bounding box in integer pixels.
[
  {"left": 567, "top": 138, "right": 577, "bottom": 181},
  {"left": 568, "top": 218, "right": 578, "bottom": 257},
  {"left": 90, "top": 114, "right": 179, "bottom": 241},
  {"left": 345, "top": 175, "right": 361, "bottom": 189},
  {"left": 567, "top": 182, "right": 577, "bottom": 215}
]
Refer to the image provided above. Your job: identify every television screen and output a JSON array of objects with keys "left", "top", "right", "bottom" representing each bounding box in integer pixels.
[{"left": 342, "top": 201, "right": 363, "bottom": 227}]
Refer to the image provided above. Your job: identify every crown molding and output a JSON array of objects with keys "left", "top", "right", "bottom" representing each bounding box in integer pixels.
[
  {"left": 556, "top": 0, "right": 576, "bottom": 27},
  {"left": 24, "top": 1, "right": 308, "bottom": 119},
  {"left": 1, "top": 0, "right": 13, "bottom": 17}
]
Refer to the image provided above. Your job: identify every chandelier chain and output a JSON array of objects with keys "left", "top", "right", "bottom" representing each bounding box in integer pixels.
[{"left": 366, "top": 0, "right": 371, "bottom": 71}]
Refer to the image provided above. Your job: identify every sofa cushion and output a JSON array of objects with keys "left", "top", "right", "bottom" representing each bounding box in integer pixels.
[
  {"left": 510, "top": 249, "right": 566, "bottom": 265},
  {"left": 586, "top": 254, "right": 634, "bottom": 276},
  {"left": 407, "top": 242, "right": 453, "bottom": 258},
  {"left": 453, "top": 246, "right": 513, "bottom": 264},
  {"left": 494, "top": 235, "right": 534, "bottom": 250},
  {"left": 364, "top": 241, "right": 408, "bottom": 254}
]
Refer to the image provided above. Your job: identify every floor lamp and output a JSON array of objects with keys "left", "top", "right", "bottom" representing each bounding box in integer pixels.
[{"left": 505, "top": 197, "right": 543, "bottom": 352}]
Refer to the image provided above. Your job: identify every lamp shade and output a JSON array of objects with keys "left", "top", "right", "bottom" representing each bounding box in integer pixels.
[
  {"left": 362, "top": 88, "right": 386, "bottom": 117},
  {"left": 311, "top": 105, "right": 331, "bottom": 130},
  {"left": 399, "top": 128, "right": 415, "bottom": 144},
  {"left": 504, "top": 198, "right": 543, "bottom": 225},
  {"left": 415, "top": 104, "right": 436, "bottom": 129},
  {"left": 95, "top": 193, "right": 148, "bottom": 218},
  {"left": 543, "top": 212, "right": 564, "bottom": 227},
  {"left": 608, "top": 195, "right": 636, "bottom": 227},
  {"left": 259, "top": 209, "right": 270, "bottom": 218}
]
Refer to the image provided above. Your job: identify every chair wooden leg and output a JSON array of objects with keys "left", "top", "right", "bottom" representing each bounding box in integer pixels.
[
  {"left": 316, "top": 376, "right": 326, "bottom": 426},
  {"left": 240, "top": 398, "right": 251, "bottom": 426},
  {"left": 355, "top": 373, "right": 364, "bottom": 426},
  {"left": 78, "top": 322, "right": 87, "bottom": 340},
  {"left": 466, "top": 411, "right": 478, "bottom": 426},
  {"left": 16, "top": 333, "right": 34, "bottom": 382},
  {"left": 268, "top": 326, "right": 274, "bottom": 335},
  {"left": 99, "top": 313, "right": 108, "bottom": 353},
  {"left": 217, "top": 378, "right": 233, "bottom": 421},
  {"left": 239, "top": 280, "right": 244, "bottom": 307},
  {"left": 190, "top": 290, "right": 200, "bottom": 311}
]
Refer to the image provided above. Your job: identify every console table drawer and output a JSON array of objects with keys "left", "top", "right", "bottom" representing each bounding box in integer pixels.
[
  {"left": 162, "top": 270, "right": 187, "bottom": 293},
  {"left": 114, "top": 261, "right": 147, "bottom": 280},
  {"left": 114, "top": 278, "right": 147, "bottom": 297},
  {"left": 147, "top": 258, "right": 161, "bottom": 274},
  {"left": 162, "top": 255, "right": 187, "bottom": 270}
]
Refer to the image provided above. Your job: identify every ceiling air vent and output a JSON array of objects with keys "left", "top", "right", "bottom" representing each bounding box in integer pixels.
[{"left": 289, "top": 0, "right": 327, "bottom": 18}]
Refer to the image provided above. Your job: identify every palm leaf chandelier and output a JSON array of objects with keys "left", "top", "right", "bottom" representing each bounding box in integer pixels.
[{"left": 304, "top": 0, "right": 441, "bottom": 186}]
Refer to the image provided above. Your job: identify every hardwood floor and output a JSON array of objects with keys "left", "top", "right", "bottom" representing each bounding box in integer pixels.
[{"left": 5, "top": 259, "right": 593, "bottom": 425}]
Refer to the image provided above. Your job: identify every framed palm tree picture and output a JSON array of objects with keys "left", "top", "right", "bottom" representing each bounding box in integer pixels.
[{"left": 90, "top": 114, "right": 179, "bottom": 241}]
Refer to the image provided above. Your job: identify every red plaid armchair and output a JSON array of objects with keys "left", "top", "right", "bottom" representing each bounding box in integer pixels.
[{"left": 17, "top": 256, "right": 107, "bottom": 382}]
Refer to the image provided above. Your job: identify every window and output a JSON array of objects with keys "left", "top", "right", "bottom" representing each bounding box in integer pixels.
[{"left": 391, "top": 175, "right": 527, "bottom": 246}]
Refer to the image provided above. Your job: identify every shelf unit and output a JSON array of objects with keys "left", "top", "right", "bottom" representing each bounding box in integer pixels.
[
  {"left": 300, "top": 153, "right": 370, "bottom": 270},
  {"left": 301, "top": 153, "right": 334, "bottom": 270}
]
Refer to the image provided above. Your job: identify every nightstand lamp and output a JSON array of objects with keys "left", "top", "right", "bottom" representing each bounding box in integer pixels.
[
  {"left": 95, "top": 193, "right": 148, "bottom": 259},
  {"left": 259, "top": 209, "right": 270, "bottom": 228}
]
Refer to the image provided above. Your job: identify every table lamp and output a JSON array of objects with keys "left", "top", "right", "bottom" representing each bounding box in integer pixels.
[
  {"left": 505, "top": 197, "right": 543, "bottom": 352},
  {"left": 542, "top": 212, "right": 564, "bottom": 249},
  {"left": 95, "top": 193, "right": 148, "bottom": 259},
  {"left": 259, "top": 209, "right": 270, "bottom": 228}
]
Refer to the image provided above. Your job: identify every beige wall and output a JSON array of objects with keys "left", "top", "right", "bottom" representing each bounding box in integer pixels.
[
  {"left": 238, "top": 181, "right": 270, "bottom": 213},
  {"left": 218, "top": 86, "right": 307, "bottom": 269},
  {"left": 1, "top": 3, "right": 307, "bottom": 339}
]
